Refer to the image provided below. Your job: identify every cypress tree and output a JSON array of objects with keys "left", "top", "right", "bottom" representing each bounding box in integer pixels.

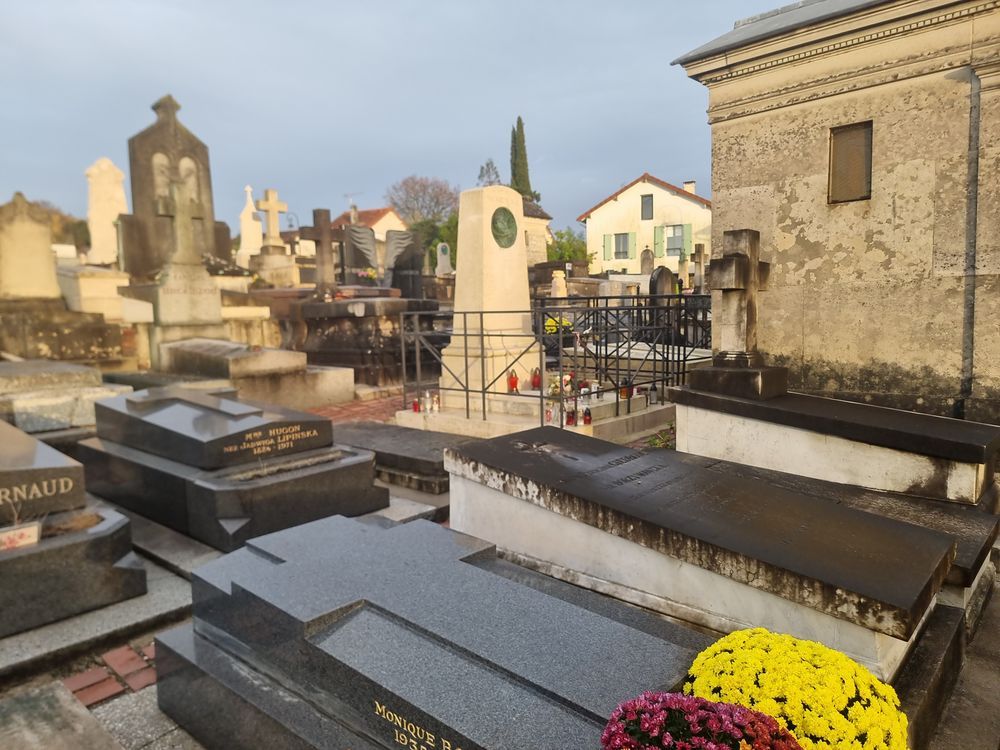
[{"left": 509, "top": 116, "right": 536, "bottom": 200}]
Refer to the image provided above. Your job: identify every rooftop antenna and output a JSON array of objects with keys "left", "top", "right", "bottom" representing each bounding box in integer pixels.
[{"left": 343, "top": 192, "right": 363, "bottom": 207}]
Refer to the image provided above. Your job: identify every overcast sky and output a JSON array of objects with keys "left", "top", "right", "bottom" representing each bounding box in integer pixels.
[{"left": 1, "top": 0, "right": 782, "bottom": 233}]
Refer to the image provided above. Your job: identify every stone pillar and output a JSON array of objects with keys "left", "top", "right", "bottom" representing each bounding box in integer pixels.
[
  {"left": 439, "top": 186, "right": 536, "bottom": 408},
  {"left": 550, "top": 270, "right": 568, "bottom": 298}
]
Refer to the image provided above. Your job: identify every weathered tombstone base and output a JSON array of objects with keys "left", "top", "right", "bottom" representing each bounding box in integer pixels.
[
  {"left": 79, "top": 439, "right": 388, "bottom": 551},
  {"left": 0, "top": 499, "right": 147, "bottom": 638},
  {"left": 669, "top": 387, "right": 1000, "bottom": 506},
  {"left": 445, "top": 427, "right": 959, "bottom": 681}
]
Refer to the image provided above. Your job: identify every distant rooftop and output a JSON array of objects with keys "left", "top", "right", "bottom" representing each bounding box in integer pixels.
[{"left": 673, "top": 0, "right": 897, "bottom": 66}]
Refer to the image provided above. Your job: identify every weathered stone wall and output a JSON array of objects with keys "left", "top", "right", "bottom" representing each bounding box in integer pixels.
[{"left": 690, "top": 3, "right": 1000, "bottom": 420}]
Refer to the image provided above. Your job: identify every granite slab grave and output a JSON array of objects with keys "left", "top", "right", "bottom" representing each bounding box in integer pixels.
[
  {"left": 334, "top": 421, "right": 477, "bottom": 494},
  {"left": 0, "top": 421, "right": 146, "bottom": 639},
  {"left": 156, "top": 517, "right": 712, "bottom": 750},
  {"left": 78, "top": 387, "right": 388, "bottom": 551},
  {"left": 446, "top": 426, "right": 956, "bottom": 680},
  {"left": 0, "top": 360, "right": 132, "bottom": 434},
  {"left": 669, "top": 387, "right": 1000, "bottom": 506}
]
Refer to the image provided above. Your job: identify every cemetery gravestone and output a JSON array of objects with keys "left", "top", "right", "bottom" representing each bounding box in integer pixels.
[
  {"left": 640, "top": 246, "right": 654, "bottom": 275},
  {"left": 117, "top": 95, "right": 230, "bottom": 280},
  {"left": 249, "top": 188, "right": 299, "bottom": 287},
  {"left": 344, "top": 224, "right": 379, "bottom": 286},
  {"left": 234, "top": 185, "right": 263, "bottom": 269},
  {"left": 156, "top": 516, "right": 712, "bottom": 749},
  {"left": 85, "top": 157, "right": 128, "bottom": 266},
  {"left": 384, "top": 230, "right": 423, "bottom": 298},
  {"left": 78, "top": 387, "right": 388, "bottom": 550},
  {"left": 0, "top": 192, "right": 61, "bottom": 299},
  {"left": 435, "top": 241, "right": 454, "bottom": 276},
  {"left": 298, "top": 208, "right": 337, "bottom": 301},
  {"left": 649, "top": 264, "right": 676, "bottom": 296},
  {"left": 446, "top": 426, "right": 957, "bottom": 680},
  {"left": 0, "top": 194, "right": 125, "bottom": 363},
  {"left": 0, "top": 420, "right": 146, "bottom": 638}
]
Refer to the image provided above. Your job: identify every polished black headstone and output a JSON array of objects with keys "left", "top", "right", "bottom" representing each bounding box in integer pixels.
[
  {"left": 157, "top": 517, "right": 711, "bottom": 750},
  {"left": 0, "top": 421, "right": 85, "bottom": 523},
  {"left": 0, "top": 501, "right": 147, "bottom": 638},
  {"left": 448, "top": 427, "right": 955, "bottom": 640},
  {"left": 95, "top": 387, "right": 333, "bottom": 470}
]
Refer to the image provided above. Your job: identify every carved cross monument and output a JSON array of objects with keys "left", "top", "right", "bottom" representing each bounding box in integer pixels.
[
  {"left": 256, "top": 188, "right": 287, "bottom": 254},
  {"left": 686, "top": 229, "right": 787, "bottom": 399},
  {"left": 299, "top": 208, "right": 337, "bottom": 301}
]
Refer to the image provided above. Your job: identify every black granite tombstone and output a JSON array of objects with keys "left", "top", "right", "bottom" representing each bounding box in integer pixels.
[
  {"left": 0, "top": 421, "right": 146, "bottom": 638},
  {"left": 344, "top": 225, "right": 379, "bottom": 286},
  {"left": 77, "top": 387, "right": 388, "bottom": 551},
  {"left": 385, "top": 230, "right": 423, "bottom": 299},
  {"left": 157, "top": 516, "right": 712, "bottom": 749}
]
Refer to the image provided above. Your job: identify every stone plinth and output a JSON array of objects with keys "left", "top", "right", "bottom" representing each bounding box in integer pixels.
[
  {"left": 446, "top": 426, "right": 956, "bottom": 680},
  {"left": 156, "top": 517, "right": 712, "bottom": 748},
  {"left": 57, "top": 265, "right": 132, "bottom": 321},
  {"left": 78, "top": 388, "right": 387, "bottom": 550},
  {"left": 160, "top": 338, "right": 306, "bottom": 379},
  {"left": 669, "top": 387, "right": 1000, "bottom": 505},
  {"left": 249, "top": 251, "right": 300, "bottom": 288},
  {"left": 0, "top": 361, "right": 133, "bottom": 433},
  {"left": 0, "top": 421, "right": 146, "bottom": 638}
]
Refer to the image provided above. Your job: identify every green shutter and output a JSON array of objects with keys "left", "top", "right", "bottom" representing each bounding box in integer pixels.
[
  {"left": 682, "top": 224, "right": 693, "bottom": 259},
  {"left": 653, "top": 225, "right": 664, "bottom": 257},
  {"left": 628, "top": 232, "right": 637, "bottom": 259},
  {"left": 603, "top": 234, "right": 613, "bottom": 261}
]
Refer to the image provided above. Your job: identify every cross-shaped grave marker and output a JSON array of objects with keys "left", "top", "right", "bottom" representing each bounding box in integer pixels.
[
  {"left": 710, "top": 229, "right": 771, "bottom": 367},
  {"left": 298, "top": 208, "right": 338, "bottom": 301},
  {"left": 255, "top": 188, "right": 287, "bottom": 252}
]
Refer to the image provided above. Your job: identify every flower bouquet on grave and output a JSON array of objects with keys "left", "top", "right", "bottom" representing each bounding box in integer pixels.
[
  {"left": 602, "top": 691, "right": 802, "bottom": 750},
  {"left": 356, "top": 267, "right": 378, "bottom": 282},
  {"left": 684, "top": 628, "right": 908, "bottom": 750}
]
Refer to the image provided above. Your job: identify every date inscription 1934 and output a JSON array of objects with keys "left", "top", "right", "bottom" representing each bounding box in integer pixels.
[{"left": 374, "top": 700, "right": 464, "bottom": 750}]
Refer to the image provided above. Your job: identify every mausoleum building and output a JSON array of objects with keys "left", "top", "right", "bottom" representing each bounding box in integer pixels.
[{"left": 676, "top": 0, "right": 1000, "bottom": 421}]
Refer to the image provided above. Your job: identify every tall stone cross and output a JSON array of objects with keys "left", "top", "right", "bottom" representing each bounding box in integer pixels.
[
  {"left": 299, "top": 208, "right": 338, "bottom": 301},
  {"left": 710, "top": 229, "right": 770, "bottom": 367},
  {"left": 255, "top": 188, "right": 287, "bottom": 252}
]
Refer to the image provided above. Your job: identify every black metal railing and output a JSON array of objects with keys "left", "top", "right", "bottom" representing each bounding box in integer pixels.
[{"left": 401, "top": 293, "right": 711, "bottom": 426}]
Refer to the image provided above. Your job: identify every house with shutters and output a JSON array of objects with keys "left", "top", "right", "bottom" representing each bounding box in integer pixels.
[{"left": 577, "top": 173, "right": 712, "bottom": 278}]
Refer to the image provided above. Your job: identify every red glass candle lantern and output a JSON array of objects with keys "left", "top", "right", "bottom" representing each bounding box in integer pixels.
[
  {"left": 531, "top": 367, "right": 542, "bottom": 390},
  {"left": 507, "top": 369, "right": 519, "bottom": 394}
]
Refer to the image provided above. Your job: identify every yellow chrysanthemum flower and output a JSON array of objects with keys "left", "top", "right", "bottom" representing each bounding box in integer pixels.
[{"left": 684, "top": 628, "right": 907, "bottom": 750}]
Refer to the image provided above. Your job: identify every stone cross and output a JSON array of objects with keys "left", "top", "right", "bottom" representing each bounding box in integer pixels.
[
  {"left": 299, "top": 208, "right": 337, "bottom": 301},
  {"left": 255, "top": 188, "right": 287, "bottom": 251},
  {"left": 126, "top": 386, "right": 261, "bottom": 417},
  {"left": 710, "top": 229, "right": 769, "bottom": 367},
  {"left": 167, "top": 178, "right": 201, "bottom": 266}
]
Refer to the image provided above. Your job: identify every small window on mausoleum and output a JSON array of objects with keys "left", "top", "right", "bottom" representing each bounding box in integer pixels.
[
  {"left": 828, "top": 121, "right": 872, "bottom": 204},
  {"left": 641, "top": 194, "right": 653, "bottom": 220}
]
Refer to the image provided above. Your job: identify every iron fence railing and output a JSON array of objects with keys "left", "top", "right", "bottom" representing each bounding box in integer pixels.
[{"left": 400, "top": 293, "right": 711, "bottom": 426}]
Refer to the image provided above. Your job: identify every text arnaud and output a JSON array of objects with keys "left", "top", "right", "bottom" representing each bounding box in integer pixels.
[
  {"left": 375, "top": 700, "right": 463, "bottom": 750},
  {"left": 0, "top": 477, "right": 74, "bottom": 504}
]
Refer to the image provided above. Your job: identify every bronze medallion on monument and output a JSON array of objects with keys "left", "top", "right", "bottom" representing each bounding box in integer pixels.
[{"left": 491, "top": 207, "right": 517, "bottom": 249}]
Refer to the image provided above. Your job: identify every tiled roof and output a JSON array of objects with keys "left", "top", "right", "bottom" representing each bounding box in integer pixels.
[
  {"left": 330, "top": 206, "right": 402, "bottom": 229},
  {"left": 523, "top": 198, "right": 552, "bottom": 220},
  {"left": 673, "top": 0, "right": 896, "bottom": 65},
  {"left": 576, "top": 173, "right": 711, "bottom": 223}
]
